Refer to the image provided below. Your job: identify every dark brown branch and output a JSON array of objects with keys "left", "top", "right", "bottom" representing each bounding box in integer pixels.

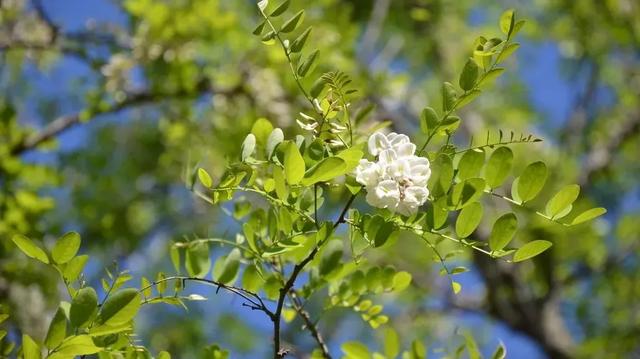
[
  {"left": 140, "top": 275, "right": 275, "bottom": 320},
  {"left": 288, "top": 291, "right": 332, "bottom": 358},
  {"left": 272, "top": 193, "right": 358, "bottom": 358},
  {"left": 10, "top": 79, "right": 244, "bottom": 156}
]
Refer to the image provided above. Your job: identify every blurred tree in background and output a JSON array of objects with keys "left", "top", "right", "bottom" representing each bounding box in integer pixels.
[{"left": 0, "top": 0, "right": 638, "bottom": 358}]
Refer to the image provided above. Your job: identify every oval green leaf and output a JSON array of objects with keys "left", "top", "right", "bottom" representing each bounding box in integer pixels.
[
  {"left": 571, "top": 207, "right": 606, "bottom": 225},
  {"left": 485, "top": 147, "right": 513, "bottom": 188},
  {"left": 514, "top": 161, "right": 547, "bottom": 203},
  {"left": 198, "top": 168, "right": 213, "bottom": 188},
  {"left": 11, "top": 234, "right": 49, "bottom": 264},
  {"left": 45, "top": 307, "right": 67, "bottom": 350},
  {"left": 213, "top": 248, "right": 241, "bottom": 285},
  {"left": 52, "top": 232, "right": 81, "bottom": 264},
  {"left": 513, "top": 240, "right": 552, "bottom": 262},
  {"left": 98, "top": 288, "right": 141, "bottom": 326},
  {"left": 545, "top": 184, "right": 580, "bottom": 219},
  {"left": 283, "top": 141, "right": 305, "bottom": 184},
  {"left": 457, "top": 149, "right": 485, "bottom": 180},
  {"left": 301, "top": 157, "right": 347, "bottom": 186},
  {"left": 456, "top": 202, "right": 484, "bottom": 238},
  {"left": 489, "top": 213, "right": 518, "bottom": 251},
  {"left": 70, "top": 287, "right": 98, "bottom": 328}
]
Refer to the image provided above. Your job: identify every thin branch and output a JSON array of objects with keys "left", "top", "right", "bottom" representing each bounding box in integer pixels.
[
  {"left": 139, "top": 275, "right": 275, "bottom": 320},
  {"left": 10, "top": 79, "right": 243, "bottom": 155},
  {"left": 288, "top": 291, "right": 332, "bottom": 358},
  {"left": 272, "top": 192, "right": 359, "bottom": 358}
]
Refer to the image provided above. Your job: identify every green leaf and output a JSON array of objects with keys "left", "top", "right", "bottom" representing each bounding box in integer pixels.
[
  {"left": 420, "top": 107, "right": 439, "bottom": 135},
  {"left": 478, "top": 67, "right": 505, "bottom": 87},
  {"left": 185, "top": 242, "right": 211, "bottom": 277},
  {"left": 428, "top": 154, "right": 454, "bottom": 197},
  {"left": 513, "top": 161, "right": 547, "bottom": 203},
  {"left": 170, "top": 245, "right": 181, "bottom": 274},
  {"left": 63, "top": 255, "right": 88, "bottom": 282},
  {"left": 456, "top": 202, "right": 484, "bottom": 238},
  {"left": 341, "top": 341, "right": 371, "bottom": 359},
  {"left": 392, "top": 271, "right": 412, "bottom": 292},
  {"left": 485, "top": 147, "right": 513, "bottom": 188},
  {"left": 571, "top": 207, "right": 607, "bottom": 225},
  {"left": 513, "top": 240, "right": 552, "bottom": 262},
  {"left": 241, "top": 133, "right": 256, "bottom": 161},
  {"left": 158, "top": 351, "right": 171, "bottom": 359},
  {"left": 449, "top": 178, "right": 485, "bottom": 209},
  {"left": 290, "top": 27, "right": 312, "bottom": 53},
  {"left": 383, "top": 327, "right": 400, "bottom": 358},
  {"left": 44, "top": 307, "right": 67, "bottom": 350},
  {"left": 463, "top": 332, "right": 481, "bottom": 359},
  {"left": 252, "top": 21, "right": 265, "bottom": 36},
  {"left": 52, "top": 232, "right": 81, "bottom": 264},
  {"left": 336, "top": 147, "right": 364, "bottom": 173},
  {"left": 438, "top": 115, "right": 461, "bottom": 134},
  {"left": 213, "top": 248, "right": 241, "bottom": 285},
  {"left": 49, "top": 335, "right": 101, "bottom": 358},
  {"left": 301, "top": 157, "right": 347, "bottom": 185},
  {"left": 11, "top": 234, "right": 49, "bottom": 264},
  {"left": 269, "top": 0, "right": 289, "bottom": 17},
  {"left": 545, "top": 184, "right": 580, "bottom": 219},
  {"left": 425, "top": 197, "right": 449, "bottom": 230},
  {"left": 459, "top": 58, "right": 479, "bottom": 91},
  {"left": 251, "top": 118, "right": 274, "bottom": 147},
  {"left": 98, "top": 288, "right": 141, "bottom": 326},
  {"left": 273, "top": 166, "right": 289, "bottom": 200},
  {"left": 297, "top": 49, "right": 319, "bottom": 77},
  {"left": 411, "top": 340, "right": 427, "bottom": 359},
  {"left": 319, "top": 240, "right": 343, "bottom": 276},
  {"left": 442, "top": 82, "right": 458, "bottom": 112},
  {"left": 499, "top": 9, "right": 515, "bottom": 36},
  {"left": 266, "top": 128, "right": 284, "bottom": 158},
  {"left": 283, "top": 141, "right": 305, "bottom": 184},
  {"left": 70, "top": 287, "right": 98, "bottom": 328},
  {"left": 457, "top": 149, "right": 485, "bottom": 180},
  {"left": 198, "top": 168, "right": 213, "bottom": 188},
  {"left": 497, "top": 43, "right": 520, "bottom": 64},
  {"left": 242, "top": 264, "right": 264, "bottom": 293},
  {"left": 489, "top": 213, "right": 518, "bottom": 251},
  {"left": 456, "top": 89, "right": 482, "bottom": 108},
  {"left": 492, "top": 343, "right": 507, "bottom": 359},
  {"left": 451, "top": 281, "right": 462, "bottom": 294},
  {"left": 280, "top": 10, "right": 304, "bottom": 33},
  {"left": 22, "top": 334, "right": 41, "bottom": 359}
]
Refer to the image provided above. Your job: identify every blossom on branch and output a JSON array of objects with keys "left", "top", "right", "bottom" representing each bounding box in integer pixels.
[{"left": 355, "top": 132, "right": 431, "bottom": 216}]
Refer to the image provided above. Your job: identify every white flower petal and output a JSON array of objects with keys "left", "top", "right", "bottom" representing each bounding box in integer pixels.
[{"left": 368, "top": 132, "right": 390, "bottom": 156}]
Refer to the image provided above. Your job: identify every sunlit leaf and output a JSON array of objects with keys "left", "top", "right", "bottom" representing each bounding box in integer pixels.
[
  {"left": 70, "top": 287, "right": 98, "bottom": 328},
  {"left": 11, "top": 234, "right": 49, "bottom": 264},
  {"left": 98, "top": 288, "right": 141, "bottom": 326},
  {"left": 489, "top": 213, "right": 518, "bottom": 251},
  {"left": 513, "top": 240, "right": 552, "bottom": 262},
  {"left": 545, "top": 184, "right": 580, "bottom": 219},
  {"left": 283, "top": 141, "right": 305, "bottom": 184},
  {"left": 52, "top": 232, "right": 81, "bottom": 264},
  {"left": 456, "top": 202, "right": 484, "bottom": 238}
]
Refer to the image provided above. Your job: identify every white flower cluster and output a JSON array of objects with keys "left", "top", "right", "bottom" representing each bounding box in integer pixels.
[{"left": 355, "top": 132, "right": 431, "bottom": 216}]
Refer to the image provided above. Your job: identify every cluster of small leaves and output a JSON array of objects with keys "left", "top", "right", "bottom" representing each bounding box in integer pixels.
[
  {"left": 325, "top": 265, "right": 412, "bottom": 328},
  {"left": 8, "top": 233, "right": 173, "bottom": 359}
]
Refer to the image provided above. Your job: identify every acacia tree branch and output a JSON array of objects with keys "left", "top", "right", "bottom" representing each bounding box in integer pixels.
[
  {"left": 272, "top": 193, "right": 358, "bottom": 358},
  {"left": 288, "top": 291, "right": 332, "bottom": 358},
  {"left": 9, "top": 79, "right": 244, "bottom": 156},
  {"left": 139, "top": 275, "right": 275, "bottom": 320}
]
